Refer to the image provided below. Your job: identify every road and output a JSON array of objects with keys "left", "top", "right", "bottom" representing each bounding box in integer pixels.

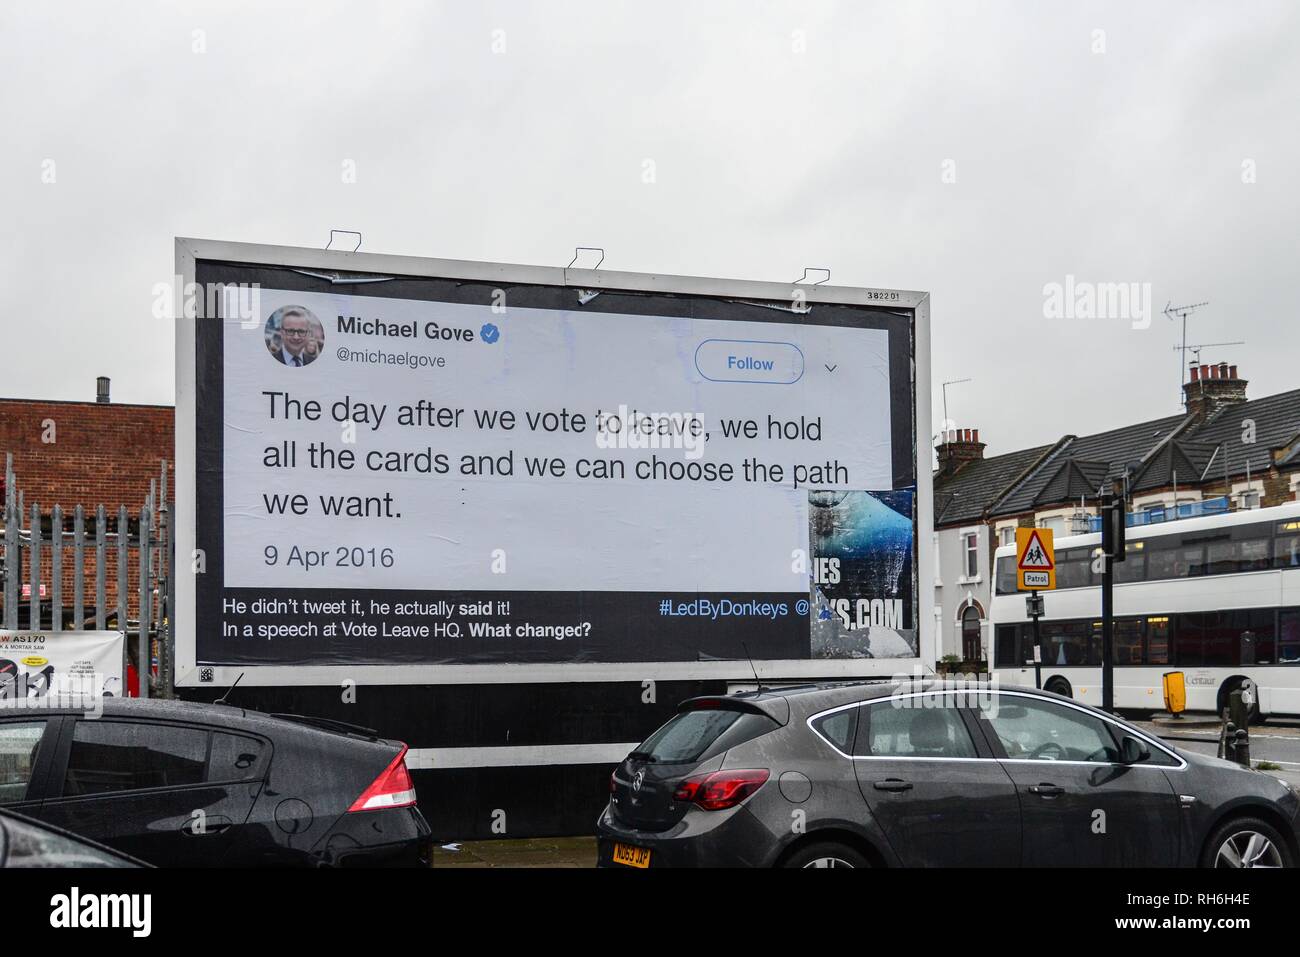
[{"left": 1134, "top": 716, "right": 1300, "bottom": 787}]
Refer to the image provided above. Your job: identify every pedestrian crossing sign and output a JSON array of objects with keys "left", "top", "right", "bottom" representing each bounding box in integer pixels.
[{"left": 1015, "top": 527, "right": 1055, "bottom": 591}]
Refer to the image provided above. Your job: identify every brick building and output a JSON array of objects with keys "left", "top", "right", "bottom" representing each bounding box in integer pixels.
[
  {"left": 0, "top": 382, "right": 173, "bottom": 628},
  {"left": 933, "top": 364, "right": 1300, "bottom": 661}
]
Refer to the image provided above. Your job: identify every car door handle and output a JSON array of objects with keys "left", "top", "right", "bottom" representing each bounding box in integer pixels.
[
  {"left": 873, "top": 779, "right": 913, "bottom": 792},
  {"left": 1028, "top": 784, "right": 1064, "bottom": 797}
]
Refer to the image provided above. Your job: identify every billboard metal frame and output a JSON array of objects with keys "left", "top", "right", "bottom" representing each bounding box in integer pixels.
[{"left": 174, "top": 237, "right": 933, "bottom": 687}]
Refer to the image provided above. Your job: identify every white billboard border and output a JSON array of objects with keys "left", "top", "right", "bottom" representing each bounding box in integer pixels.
[{"left": 174, "top": 237, "right": 933, "bottom": 687}]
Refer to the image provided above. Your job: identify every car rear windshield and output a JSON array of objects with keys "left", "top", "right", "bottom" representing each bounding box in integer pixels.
[{"left": 636, "top": 708, "right": 778, "bottom": 764}]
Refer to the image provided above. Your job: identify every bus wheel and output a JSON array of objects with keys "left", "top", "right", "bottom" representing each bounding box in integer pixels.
[
  {"left": 1045, "top": 677, "right": 1072, "bottom": 698},
  {"left": 1218, "top": 678, "right": 1262, "bottom": 726}
]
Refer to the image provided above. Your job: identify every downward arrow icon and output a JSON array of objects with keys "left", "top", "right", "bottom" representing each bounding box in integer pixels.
[{"left": 825, "top": 364, "right": 837, "bottom": 372}]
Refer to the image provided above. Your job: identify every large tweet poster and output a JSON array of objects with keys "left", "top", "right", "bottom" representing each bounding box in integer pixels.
[{"left": 197, "top": 279, "right": 917, "bottom": 666}]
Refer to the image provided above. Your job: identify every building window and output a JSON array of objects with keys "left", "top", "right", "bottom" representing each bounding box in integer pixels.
[
  {"left": 1230, "top": 479, "right": 1263, "bottom": 511},
  {"left": 962, "top": 531, "right": 979, "bottom": 579},
  {"left": 999, "top": 526, "right": 1016, "bottom": 547},
  {"left": 1039, "top": 515, "right": 1066, "bottom": 535}
]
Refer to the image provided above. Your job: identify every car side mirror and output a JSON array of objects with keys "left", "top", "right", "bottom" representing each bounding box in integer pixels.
[{"left": 1121, "top": 735, "right": 1150, "bottom": 764}]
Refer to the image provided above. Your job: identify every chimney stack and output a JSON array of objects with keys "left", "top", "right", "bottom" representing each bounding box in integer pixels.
[
  {"left": 96, "top": 376, "right": 111, "bottom": 404},
  {"left": 936, "top": 427, "right": 986, "bottom": 477},
  {"left": 1184, "top": 361, "right": 1247, "bottom": 420}
]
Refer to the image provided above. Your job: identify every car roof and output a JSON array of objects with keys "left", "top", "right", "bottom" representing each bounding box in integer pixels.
[
  {"left": 721, "top": 678, "right": 1078, "bottom": 720},
  {"left": 0, "top": 697, "right": 388, "bottom": 743},
  {"left": 0, "top": 696, "right": 241, "bottom": 721}
]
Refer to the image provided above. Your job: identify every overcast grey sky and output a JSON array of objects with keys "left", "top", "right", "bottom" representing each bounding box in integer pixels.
[{"left": 2, "top": 1, "right": 1296, "bottom": 455}]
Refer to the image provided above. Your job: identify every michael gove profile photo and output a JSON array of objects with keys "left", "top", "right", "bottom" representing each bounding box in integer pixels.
[{"left": 265, "top": 305, "right": 324, "bottom": 367}]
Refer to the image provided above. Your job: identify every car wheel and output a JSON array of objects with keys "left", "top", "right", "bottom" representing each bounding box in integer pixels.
[
  {"left": 1202, "top": 817, "right": 1292, "bottom": 869},
  {"left": 782, "top": 841, "right": 871, "bottom": 869}
]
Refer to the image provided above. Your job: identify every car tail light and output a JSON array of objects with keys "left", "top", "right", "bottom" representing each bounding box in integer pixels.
[
  {"left": 672, "top": 769, "right": 769, "bottom": 811},
  {"left": 349, "top": 744, "right": 418, "bottom": 812}
]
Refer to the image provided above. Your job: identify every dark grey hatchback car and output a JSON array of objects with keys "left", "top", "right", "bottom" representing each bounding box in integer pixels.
[{"left": 597, "top": 681, "right": 1300, "bottom": 868}]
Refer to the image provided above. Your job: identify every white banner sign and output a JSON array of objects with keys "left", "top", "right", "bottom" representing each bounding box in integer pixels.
[{"left": 0, "top": 631, "right": 125, "bottom": 698}]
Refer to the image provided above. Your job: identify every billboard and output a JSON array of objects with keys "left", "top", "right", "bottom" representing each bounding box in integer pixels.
[{"left": 174, "top": 239, "right": 932, "bottom": 686}]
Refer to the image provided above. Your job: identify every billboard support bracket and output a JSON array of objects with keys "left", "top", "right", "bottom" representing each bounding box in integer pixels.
[{"left": 326, "top": 229, "right": 363, "bottom": 252}]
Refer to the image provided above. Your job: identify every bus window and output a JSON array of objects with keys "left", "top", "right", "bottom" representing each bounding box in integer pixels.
[
  {"left": 1041, "top": 621, "right": 1096, "bottom": 666},
  {"left": 995, "top": 625, "right": 1020, "bottom": 667},
  {"left": 1237, "top": 537, "right": 1272, "bottom": 573},
  {"left": 1275, "top": 522, "right": 1300, "bottom": 569},
  {"left": 1280, "top": 611, "right": 1300, "bottom": 664},
  {"left": 1056, "top": 549, "right": 1094, "bottom": 589},
  {"left": 1233, "top": 609, "right": 1275, "bottom": 664},
  {"left": 1114, "top": 541, "right": 1146, "bottom": 583},
  {"left": 1175, "top": 544, "right": 1206, "bottom": 577},
  {"left": 1205, "top": 538, "right": 1237, "bottom": 575},
  {"left": 1176, "top": 613, "right": 1205, "bottom": 666},
  {"left": 1034, "top": 624, "right": 1055, "bottom": 660},
  {"left": 1040, "top": 624, "right": 1063, "bottom": 665},
  {"left": 1176, "top": 611, "right": 1238, "bottom": 666},
  {"left": 1197, "top": 532, "right": 1271, "bottom": 575},
  {"left": 1146, "top": 542, "right": 1178, "bottom": 580},
  {"left": 1113, "top": 618, "right": 1144, "bottom": 664},
  {"left": 995, "top": 555, "right": 1016, "bottom": 595},
  {"left": 1146, "top": 616, "right": 1170, "bottom": 665},
  {"left": 1200, "top": 611, "right": 1236, "bottom": 666}
]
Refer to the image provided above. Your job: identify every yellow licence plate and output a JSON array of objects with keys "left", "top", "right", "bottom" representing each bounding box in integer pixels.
[{"left": 611, "top": 842, "right": 651, "bottom": 868}]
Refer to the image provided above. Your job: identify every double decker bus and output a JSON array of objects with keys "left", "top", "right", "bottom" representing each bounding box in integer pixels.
[{"left": 990, "top": 501, "right": 1300, "bottom": 719}]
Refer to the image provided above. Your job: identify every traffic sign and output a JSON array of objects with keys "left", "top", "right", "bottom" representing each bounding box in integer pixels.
[{"left": 1015, "top": 527, "right": 1055, "bottom": 591}]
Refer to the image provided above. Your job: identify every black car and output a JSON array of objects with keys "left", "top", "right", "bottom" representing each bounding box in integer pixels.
[
  {"left": 597, "top": 680, "right": 1300, "bottom": 868},
  {"left": 0, "top": 807, "right": 144, "bottom": 867},
  {"left": 0, "top": 698, "right": 432, "bottom": 867}
]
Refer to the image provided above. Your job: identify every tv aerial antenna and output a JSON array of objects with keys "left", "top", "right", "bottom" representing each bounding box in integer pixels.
[
  {"left": 1163, "top": 300, "right": 1209, "bottom": 408},
  {"left": 1172, "top": 340, "right": 1244, "bottom": 368},
  {"left": 939, "top": 377, "right": 972, "bottom": 440}
]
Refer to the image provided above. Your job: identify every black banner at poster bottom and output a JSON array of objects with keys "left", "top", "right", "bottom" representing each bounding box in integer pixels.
[
  {"left": 202, "top": 588, "right": 819, "bottom": 664},
  {"left": 10, "top": 867, "right": 1290, "bottom": 942}
]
